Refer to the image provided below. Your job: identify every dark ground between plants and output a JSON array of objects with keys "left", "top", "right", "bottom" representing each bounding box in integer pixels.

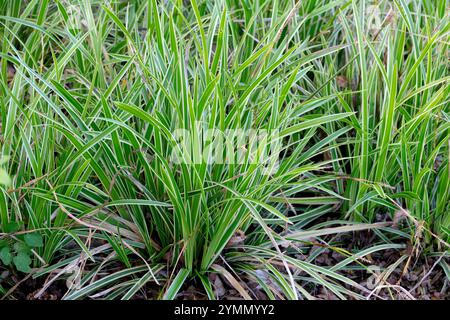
[
  {"left": 4, "top": 219, "right": 449, "bottom": 300},
  {"left": 1, "top": 0, "right": 449, "bottom": 300},
  {"left": 5, "top": 245, "right": 449, "bottom": 301}
]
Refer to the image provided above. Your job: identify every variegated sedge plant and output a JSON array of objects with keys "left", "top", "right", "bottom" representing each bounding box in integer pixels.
[{"left": 0, "top": 0, "right": 448, "bottom": 300}]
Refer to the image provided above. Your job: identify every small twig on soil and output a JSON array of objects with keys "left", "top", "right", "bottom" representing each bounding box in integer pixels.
[
  {"left": 408, "top": 252, "right": 446, "bottom": 294},
  {"left": 0, "top": 272, "right": 33, "bottom": 300},
  {"left": 367, "top": 284, "right": 416, "bottom": 300}
]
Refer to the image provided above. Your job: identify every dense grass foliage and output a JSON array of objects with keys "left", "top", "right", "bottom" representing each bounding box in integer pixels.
[{"left": 0, "top": 0, "right": 448, "bottom": 300}]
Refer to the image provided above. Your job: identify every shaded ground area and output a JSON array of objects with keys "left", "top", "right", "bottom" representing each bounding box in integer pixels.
[{"left": 2, "top": 229, "right": 448, "bottom": 300}]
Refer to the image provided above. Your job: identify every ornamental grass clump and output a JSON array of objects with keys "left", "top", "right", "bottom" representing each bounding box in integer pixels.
[{"left": 0, "top": 0, "right": 448, "bottom": 300}]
